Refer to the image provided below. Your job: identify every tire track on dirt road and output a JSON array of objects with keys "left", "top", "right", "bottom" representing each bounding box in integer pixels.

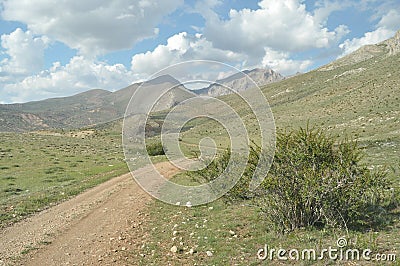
[{"left": 0, "top": 161, "right": 183, "bottom": 266}]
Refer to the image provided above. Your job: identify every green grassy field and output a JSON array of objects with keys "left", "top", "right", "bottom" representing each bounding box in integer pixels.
[{"left": 0, "top": 122, "right": 129, "bottom": 228}]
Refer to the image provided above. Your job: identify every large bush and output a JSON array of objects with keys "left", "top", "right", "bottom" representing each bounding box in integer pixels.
[
  {"left": 257, "top": 127, "right": 391, "bottom": 232},
  {"left": 192, "top": 126, "right": 393, "bottom": 232}
]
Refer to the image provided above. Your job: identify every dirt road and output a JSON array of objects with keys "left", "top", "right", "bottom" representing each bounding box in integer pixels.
[{"left": 0, "top": 161, "right": 181, "bottom": 265}]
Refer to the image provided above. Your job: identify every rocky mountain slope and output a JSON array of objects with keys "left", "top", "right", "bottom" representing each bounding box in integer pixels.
[
  {"left": 0, "top": 75, "right": 193, "bottom": 132},
  {"left": 195, "top": 68, "right": 283, "bottom": 97},
  {"left": 319, "top": 29, "right": 400, "bottom": 71}
]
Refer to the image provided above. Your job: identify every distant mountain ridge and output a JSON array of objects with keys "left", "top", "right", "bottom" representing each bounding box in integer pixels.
[
  {"left": 195, "top": 68, "right": 284, "bottom": 97},
  {"left": 1, "top": 29, "right": 399, "bottom": 133},
  {"left": 0, "top": 68, "right": 283, "bottom": 132},
  {"left": 0, "top": 75, "right": 192, "bottom": 132}
]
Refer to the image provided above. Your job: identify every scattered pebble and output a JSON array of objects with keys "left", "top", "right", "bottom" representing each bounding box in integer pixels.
[
  {"left": 206, "top": 251, "right": 213, "bottom": 257},
  {"left": 171, "top": 246, "right": 178, "bottom": 253}
]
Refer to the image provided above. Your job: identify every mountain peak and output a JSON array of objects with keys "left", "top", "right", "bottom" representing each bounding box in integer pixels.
[
  {"left": 196, "top": 68, "right": 283, "bottom": 97},
  {"left": 144, "top": 75, "right": 180, "bottom": 86}
]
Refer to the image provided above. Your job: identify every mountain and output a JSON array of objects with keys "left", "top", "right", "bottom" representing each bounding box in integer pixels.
[
  {"left": 180, "top": 30, "right": 399, "bottom": 180},
  {"left": 216, "top": 29, "right": 400, "bottom": 142},
  {"left": 0, "top": 75, "right": 194, "bottom": 132},
  {"left": 195, "top": 68, "right": 284, "bottom": 97},
  {"left": 319, "top": 30, "right": 400, "bottom": 71},
  {"left": 1, "top": 30, "right": 399, "bottom": 133}
]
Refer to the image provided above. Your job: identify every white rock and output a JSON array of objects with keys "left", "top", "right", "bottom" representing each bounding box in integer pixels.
[
  {"left": 206, "top": 251, "right": 213, "bottom": 257},
  {"left": 186, "top": 201, "right": 192, "bottom": 207},
  {"left": 171, "top": 246, "right": 178, "bottom": 253}
]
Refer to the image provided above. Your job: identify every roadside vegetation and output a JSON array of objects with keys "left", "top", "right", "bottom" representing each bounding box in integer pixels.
[
  {"left": 135, "top": 126, "right": 399, "bottom": 265},
  {"left": 1, "top": 37, "right": 399, "bottom": 265},
  {"left": 0, "top": 121, "right": 128, "bottom": 228},
  {"left": 133, "top": 50, "right": 400, "bottom": 264}
]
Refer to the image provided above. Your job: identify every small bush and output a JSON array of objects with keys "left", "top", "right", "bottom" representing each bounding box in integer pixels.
[
  {"left": 256, "top": 126, "right": 392, "bottom": 232},
  {"left": 146, "top": 142, "right": 166, "bottom": 156}
]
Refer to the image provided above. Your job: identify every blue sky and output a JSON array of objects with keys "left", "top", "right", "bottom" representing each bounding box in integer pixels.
[{"left": 0, "top": 0, "right": 399, "bottom": 103}]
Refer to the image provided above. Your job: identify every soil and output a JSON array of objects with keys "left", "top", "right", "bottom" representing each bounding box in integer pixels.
[{"left": 0, "top": 161, "right": 181, "bottom": 265}]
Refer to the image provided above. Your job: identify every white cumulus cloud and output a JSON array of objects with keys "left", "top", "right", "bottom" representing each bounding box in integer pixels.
[
  {"left": 131, "top": 32, "right": 247, "bottom": 77},
  {"left": 1, "top": 0, "right": 184, "bottom": 56},
  {"left": 2, "top": 56, "right": 135, "bottom": 103},
  {"left": 0, "top": 28, "right": 49, "bottom": 75},
  {"left": 339, "top": 9, "right": 400, "bottom": 56},
  {"left": 201, "top": 0, "right": 347, "bottom": 57},
  {"left": 262, "top": 48, "right": 312, "bottom": 75}
]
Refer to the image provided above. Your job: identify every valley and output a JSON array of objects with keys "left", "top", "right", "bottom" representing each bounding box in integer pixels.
[{"left": 0, "top": 30, "right": 399, "bottom": 265}]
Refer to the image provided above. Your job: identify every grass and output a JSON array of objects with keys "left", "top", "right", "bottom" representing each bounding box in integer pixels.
[
  {"left": 1, "top": 36, "right": 399, "bottom": 265},
  {"left": 134, "top": 175, "right": 400, "bottom": 265},
  {"left": 0, "top": 121, "right": 131, "bottom": 228},
  {"left": 130, "top": 46, "right": 400, "bottom": 264}
]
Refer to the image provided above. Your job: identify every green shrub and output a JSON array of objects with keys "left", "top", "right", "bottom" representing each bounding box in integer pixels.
[
  {"left": 190, "top": 146, "right": 265, "bottom": 202},
  {"left": 188, "top": 126, "right": 393, "bottom": 232},
  {"left": 256, "top": 126, "right": 392, "bottom": 232},
  {"left": 146, "top": 141, "right": 166, "bottom": 156}
]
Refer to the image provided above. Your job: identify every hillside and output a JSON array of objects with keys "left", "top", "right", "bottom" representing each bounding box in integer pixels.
[
  {"left": 0, "top": 75, "right": 192, "bottom": 132},
  {"left": 1, "top": 29, "right": 399, "bottom": 266},
  {"left": 0, "top": 68, "right": 283, "bottom": 133},
  {"left": 179, "top": 30, "right": 400, "bottom": 176},
  {"left": 133, "top": 31, "right": 400, "bottom": 265},
  {"left": 195, "top": 68, "right": 283, "bottom": 96}
]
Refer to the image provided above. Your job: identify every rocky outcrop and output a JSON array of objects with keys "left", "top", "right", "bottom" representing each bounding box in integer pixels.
[
  {"left": 198, "top": 68, "right": 283, "bottom": 97},
  {"left": 384, "top": 29, "right": 400, "bottom": 55}
]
